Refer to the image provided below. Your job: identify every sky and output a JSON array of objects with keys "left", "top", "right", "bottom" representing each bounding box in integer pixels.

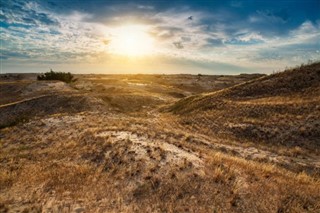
[{"left": 0, "top": 0, "right": 319, "bottom": 74}]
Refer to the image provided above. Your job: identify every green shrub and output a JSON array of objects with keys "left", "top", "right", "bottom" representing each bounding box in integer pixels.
[{"left": 37, "top": 69, "right": 74, "bottom": 83}]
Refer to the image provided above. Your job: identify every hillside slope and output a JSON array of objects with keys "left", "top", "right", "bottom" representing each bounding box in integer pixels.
[
  {"left": 1, "top": 70, "right": 319, "bottom": 212},
  {"left": 168, "top": 62, "right": 320, "bottom": 154}
]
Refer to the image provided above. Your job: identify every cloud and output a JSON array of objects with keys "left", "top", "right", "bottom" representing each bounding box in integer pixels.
[
  {"left": 225, "top": 32, "right": 265, "bottom": 45},
  {"left": 239, "top": 20, "right": 320, "bottom": 68},
  {"left": 0, "top": 50, "right": 30, "bottom": 59},
  {"left": 290, "top": 20, "right": 320, "bottom": 38},
  {"left": 1, "top": 0, "right": 319, "bottom": 74},
  {"left": 137, "top": 5, "right": 154, "bottom": 10},
  {"left": 205, "top": 38, "right": 224, "bottom": 47},
  {"left": 1, "top": 1, "right": 59, "bottom": 27},
  {"left": 150, "top": 26, "right": 184, "bottom": 40},
  {"left": 0, "top": 0, "right": 108, "bottom": 64},
  {"left": 249, "top": 9, "right": 289, "bottom": 24},
  {"left": 173, "top": 42, "right": 184, "bottom": 49}
]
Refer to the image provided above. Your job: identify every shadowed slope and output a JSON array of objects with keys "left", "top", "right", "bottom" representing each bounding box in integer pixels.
[
  {"left": 167, "top": 62, "right": 320, "bottom": 154},
  {"left": 169, "top": 62, "right": 320, "bottom": 113}
]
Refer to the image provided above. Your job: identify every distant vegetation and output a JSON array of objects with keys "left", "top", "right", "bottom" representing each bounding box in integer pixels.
[{"left": 37, "top": 69, "right": 74, "bottom": 83}]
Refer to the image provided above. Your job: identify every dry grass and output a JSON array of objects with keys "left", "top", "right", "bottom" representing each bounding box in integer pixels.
[
  {"left": 1, "top": 111, "right": 319, "bottom": 212},
  {"left": 0, "top": 66, "right": 319, "bottom": 212},
  {"left": 167, "top": 62, "right": 320, "bottom": 157}
]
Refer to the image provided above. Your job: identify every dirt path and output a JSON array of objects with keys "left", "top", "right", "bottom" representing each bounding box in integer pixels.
[{"left": 0, "top": 95, "right": 51, "bottom": 108}]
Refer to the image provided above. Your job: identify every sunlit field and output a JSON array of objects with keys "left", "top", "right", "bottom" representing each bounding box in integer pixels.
[{"left": 1, "top": 0, "right": 320, "bottom": 212}]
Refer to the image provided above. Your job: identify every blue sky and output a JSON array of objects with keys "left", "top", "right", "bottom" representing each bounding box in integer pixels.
[{"left": 0, "top": 0, "right": 319, "bottom": 74}]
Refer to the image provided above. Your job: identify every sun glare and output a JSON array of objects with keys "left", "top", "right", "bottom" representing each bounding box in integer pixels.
[{"left": 110, "top": 25, "right": 154, "bottom": 57}]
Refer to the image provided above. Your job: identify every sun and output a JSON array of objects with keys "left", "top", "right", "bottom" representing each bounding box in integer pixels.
[{"left": 110, "top": 25, "right": 154, "bottom": 57}]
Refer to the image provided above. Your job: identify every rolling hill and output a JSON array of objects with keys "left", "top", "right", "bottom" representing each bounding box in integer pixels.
[
  {"left": 0, "top": 67, "right": 319, "bottom": 212},
  {"left": 167, "top": 62, "right": 320, "bottom": 156}
]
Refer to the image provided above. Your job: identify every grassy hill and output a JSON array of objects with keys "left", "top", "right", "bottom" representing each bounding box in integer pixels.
[
  {"left": 0, "top": 69, "right": 319, "bottom": 212},
  {"left": 167, "top": 62, "right": 320, "bottom": 156}
]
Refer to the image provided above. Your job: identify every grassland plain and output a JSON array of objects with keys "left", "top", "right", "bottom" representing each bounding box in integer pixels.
[{"left": 0, "top": 64, "right": 319, "bottom": 212}]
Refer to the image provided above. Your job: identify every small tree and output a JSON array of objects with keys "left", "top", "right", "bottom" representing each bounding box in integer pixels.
[
  {"left": 197, "top": 73, "right": 202, "bottom": 80},
  {"left": 37, "top": 69, "right": 74, "bottom": 83}
]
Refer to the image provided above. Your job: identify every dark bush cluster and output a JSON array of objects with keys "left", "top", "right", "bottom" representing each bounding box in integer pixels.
[{"left": 37, "top": 70, "right": 74, "bottom": 83}]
